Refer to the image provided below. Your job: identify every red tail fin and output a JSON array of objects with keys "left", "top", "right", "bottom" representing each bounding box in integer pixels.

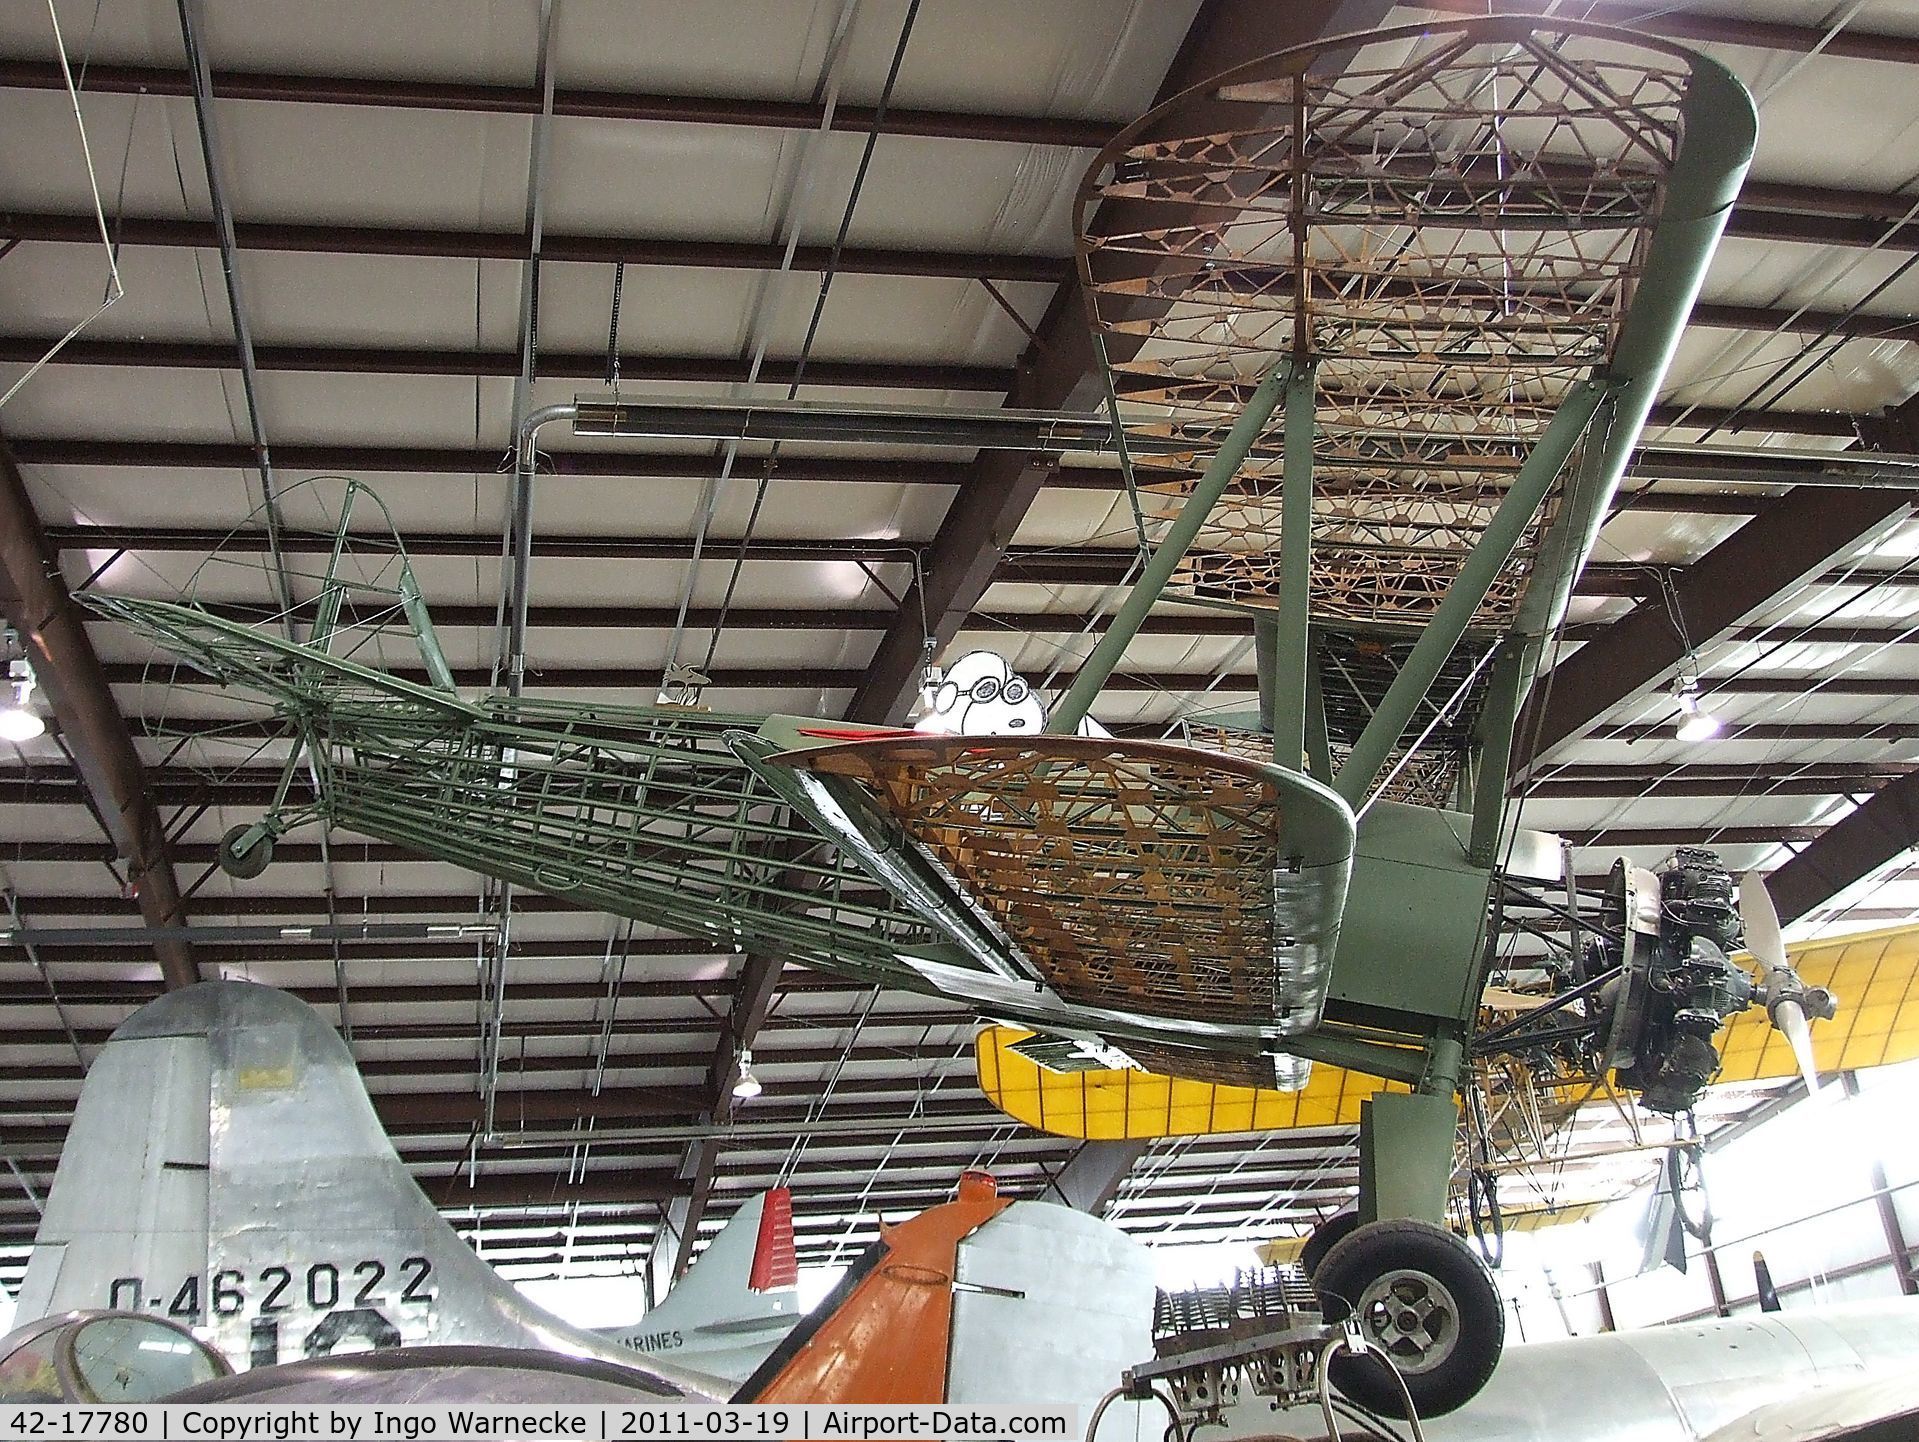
[{"left": 750, "top": 1186, "right": 798, "bottom": 1292}]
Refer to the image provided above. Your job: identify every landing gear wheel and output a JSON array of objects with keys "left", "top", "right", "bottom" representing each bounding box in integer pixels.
[
  {"left": 1313, "top": 1218, "right": 1504, "bottom": 1419},
  {"left": 217, "top": 823, "right": 275, "bottom": 880},
  {"left": 1298, "top": 1208, "right": 1360, "bottom": 1279}
]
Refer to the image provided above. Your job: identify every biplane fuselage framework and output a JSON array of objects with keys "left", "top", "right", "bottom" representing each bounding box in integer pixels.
[{"left": 93, "top": 17, "right": 1758, "bottom": 1239}]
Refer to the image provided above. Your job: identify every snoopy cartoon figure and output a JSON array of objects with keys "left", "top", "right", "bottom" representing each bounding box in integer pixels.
[{"left": 916, "top": 650, "right": 1047, "bottom": 735}]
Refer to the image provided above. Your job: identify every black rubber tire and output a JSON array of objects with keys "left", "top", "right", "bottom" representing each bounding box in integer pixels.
[
  {"left": 1313, "top": 1218, "right": 1504, "bottom": 1419},
  {"left": 1298, "top": 1208, "right": 1361, "bottom": 1279},
  {"left": 217, "top": 823, "right": 274, "bottom": 880}
]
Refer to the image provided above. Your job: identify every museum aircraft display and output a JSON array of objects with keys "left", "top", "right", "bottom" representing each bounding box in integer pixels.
[
  {"left": 13, "top": 981, "right": 1157, "bottom": 1413},
  {"left": 82, "top": 14, "right": 1868, "bottom": 1417},
  {"left": 11, "top": 979, "right": 1916, "bottom": 1434}
]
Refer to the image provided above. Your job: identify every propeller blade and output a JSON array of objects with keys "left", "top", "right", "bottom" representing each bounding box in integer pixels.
[
  {"left": 1742, "top": 871, "right": 1822, "bottom": 1094},
  {"left": 1773, "top": 996, "right": 1822, "bottom": 1096},
  {"left": 1740, "top": 871, "right": 1787, "bottom": 972}
]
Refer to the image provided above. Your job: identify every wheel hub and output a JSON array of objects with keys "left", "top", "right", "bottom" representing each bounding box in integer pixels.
[{"left": 1354, "top": 1268, "right": 1460, "bottom": 1376}]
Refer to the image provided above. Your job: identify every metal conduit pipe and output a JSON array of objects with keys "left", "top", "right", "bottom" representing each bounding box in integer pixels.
[{"left": 502, "top": 402, "right": 579, "bottom": 697}]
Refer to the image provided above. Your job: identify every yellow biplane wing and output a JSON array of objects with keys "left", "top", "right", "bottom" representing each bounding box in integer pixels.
[
  {"left": 976, "top": 1026, "right": 1403, "bottom": 1141},
  {"left": 1718, "top": 921, "right": 1919, "bottom": 1080},
  {"left": 1254, "top": 1200, "right": 1609, "bottom": 1266},
  {"left": 978, "top": 922, "right": 1919, "bottom": 1141}
]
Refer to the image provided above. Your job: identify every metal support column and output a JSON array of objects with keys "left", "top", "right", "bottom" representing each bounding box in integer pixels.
[
  {"left": 1049, "top": 361, "right": 1293, "bottom": 733},
  {"left": 1357, "top": 1091, "right": 1459, "bottom": 1225},
  {"left": 1844, "top": 1072, "right": 1919, "bottom": 1295},
  {"left": 1271, "top": 361, "right": 1317, "bottom": 770}
]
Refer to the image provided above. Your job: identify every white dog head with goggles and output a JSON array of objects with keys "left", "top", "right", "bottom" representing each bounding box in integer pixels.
[{"left": 916, "top": 650, "right": 1046, "bottom": 736}]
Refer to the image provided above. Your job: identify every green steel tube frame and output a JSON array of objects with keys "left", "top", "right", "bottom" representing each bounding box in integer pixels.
[
  {"left": 118, "top": 34, "right": 1759, "bottom": 1230},
  {"left": 1331, "top": 379, "right": 1607, "bottom": 809},
  {"left": 1272, "top": 361, "right": 1318, "bottom": 770},
  {"left": 1036, "top": 48, "right": 1757, "bottom": 1222},
  {"left": 1048, "top": 361, "right": 1295, "bottom": 734}
]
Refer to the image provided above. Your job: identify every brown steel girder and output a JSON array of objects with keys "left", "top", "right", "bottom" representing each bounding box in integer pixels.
[
  {"left": 1516, "top": 485, "right": 1918, "bottom": 773},
  {"left": 0, "top": 443, "right": 196, "bottom": 988}
]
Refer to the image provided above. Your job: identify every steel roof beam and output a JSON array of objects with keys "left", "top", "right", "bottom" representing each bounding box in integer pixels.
[
  {"left": 8, "top": 190, "right": 1918, "bottom": 286},
  {"left": 1518, "top": 484, "right": 1918, "bottom": 773},
  {"left": 0, "top": 1096, "right": 1027, "bottom": 1152},
  {"left": 1759, "top": 397, "right": 1919, "bottom": 921},
  {"left": 0, "top": 327, "right": 1884, "bottom": 400},
  {"left": 0, "top": 57, "right": 1118, "bottom": 149},
  {"left": 0, "top": 337, "right": 1012, "bottom": 392},
  {"left": 13, "top": 5, "right": 1919, "bottom": 144},
  {"left": 0, "top": 422, "right": 1888, "bottom": 489},
  {"left": 0, "top": 445, "right": 196, "bottom": 988},
  {"left": 1759, "top": 775, "right": 1919, "bottom": 925},
  {"left": 0, "top": 1013, "right": 968, "bottom": 1052},
  {"left": 42, "top": 597, "right": 1917, "bottom": 640},
  {"left": 1525, "top": 763, "right": 1913, "bottom": 800},
  {"left": 1590, "top": 720, "right": 1919, "bottom": 745},
  {"left": 1690, "top": 302, "right": 1919, "bottom": 345},
  {"left": 0, "top": 211, "right": 1067, "bottom": 284},
  {"left": 1415, "top": 0, "right": 1919, "bottom": 65},
  {"left": 61, "top": 657, "right": 1919, "bottom": 695},
  {"left": 0, "top": 1038, "right": 956, "bottom": 1079}
]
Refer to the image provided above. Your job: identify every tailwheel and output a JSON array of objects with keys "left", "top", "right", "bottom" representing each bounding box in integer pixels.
[
  {"left": 1312, "top": 1218, "right": 1504, "bottom": 1418},
  {"left": 217, "top": 821, "right": 278, "bottom": 880}
]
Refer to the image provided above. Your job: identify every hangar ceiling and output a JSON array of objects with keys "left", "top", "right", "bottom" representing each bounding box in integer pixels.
[{"left": 1, "top": 0, "right": 1917, "bottom": 1290}]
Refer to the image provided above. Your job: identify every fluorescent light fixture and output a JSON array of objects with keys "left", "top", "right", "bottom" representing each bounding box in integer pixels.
[{"left": 732, "top": 1050, "right": 764, "bottom": 1100}]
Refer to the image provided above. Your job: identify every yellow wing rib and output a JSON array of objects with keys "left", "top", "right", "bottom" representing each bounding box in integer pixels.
[{"left": 975, "top": 1026, "right": 1401, "bottom": 1141}]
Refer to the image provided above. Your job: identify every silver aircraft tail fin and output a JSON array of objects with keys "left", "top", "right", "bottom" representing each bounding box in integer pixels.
[
  {"left": 597, "top": 1189, "right": 799, "bottom": 1383},
  {"left": 16, "top": 981, "right": 726, "bottom": 1397}
]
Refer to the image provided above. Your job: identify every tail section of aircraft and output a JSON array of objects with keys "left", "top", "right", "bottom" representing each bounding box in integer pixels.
[
  {"left": 597, "top": 1188, "right": 800, "bottom": 1384},
  {"left": 16, "top": 981, "right": 730, "bottom": 1397},
  {"left": 740, "top": 1171, "right": 1156, "bottom": 1413},
  {"left": 18, "top": 980, "right": 1160, "bottom": 1414}
]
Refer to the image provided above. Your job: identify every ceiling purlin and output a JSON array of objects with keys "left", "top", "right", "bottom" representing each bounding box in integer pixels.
[
  {"left": 1415, "top": 0, "right": 1919, "bottom": 67},
  {"left": 7, "top": 176, "right": 1918, "bottom": 281},
  {"left": 0, "top": 337, "right": 1012, "bottom": 391},
  {"left": 0, "top": 210, "right": 1069, "bottom": 284},
  {"left": 0, "top": 55, "right": 1117, "bottom": 150},
  {"left": 7, "top": 0, "right": 1919, "bottom": 148}
]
